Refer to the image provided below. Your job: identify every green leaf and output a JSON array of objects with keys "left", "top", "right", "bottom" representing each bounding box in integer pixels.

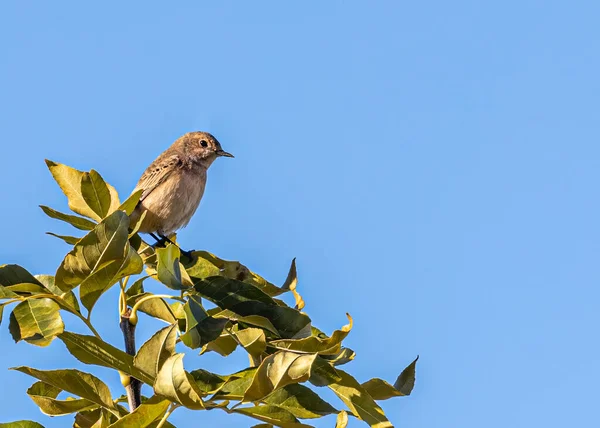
[
  {"left": 0, "top": 264, "right": 43, "bottom": 288},
  {"left": 361, "top": 356, "right": 418, "bottom": 399},
  {"left": 185, "top": 252, "right": 294, "bottom": 297},
  {"left": 308, "top": 357, "right": 342, "bottom": 387},
  {"left": 74, "top": 408, "right": 117, "bottom": 428},
  {"left": 12, "top": 366, "right": 118, "bottom": 412},
  {"left": 233, "top": 405, "right": 313, "bottom": 428},
  {"left": 27, "top": 381, "right": 96, "bottom": 416},
  {"left": 46, "top": 232, "right": 81, "bottom": 245},
  {"left": 118, "top": 189, "right": 143, "bottom": 216},
  {"left": 9, "top": 298, "right": 64, "bottom": 346},
  {"left": 269, "top": 314, "right": 352, "bottom": 355},
  {"left": 126, "top": 292, "right": 177, "bottom": 324},
  {"left": 322, "top": 348, "right": 356, "bottom": 367},
  {"left": 200, "top": 332, "right": 238, "bottom": 356},
  {"left": 79, "top": 244, "right": 143, "bottom": 312},
  {"left": 125, "top": 277, "right": 146, "bottom": 298},
  {"left": 39, "top": 205, "right": 96, "bottom": 231},
  {"left": 193, "top": 277, "right": 311, "bottom": 339},
  {"left": 189, "top": 369, "right": 227, "bottom": 394},
  {"left": 0, "top": 422, "right": 45, "bottom": 428},
  {"left": 180, "top": 296, "right": 227, "bottom": 349},
  {"left": 154, "top": 354, "right": 205, "bottom": 409},
  {"left": 81, "top": 170, "right": 113, "bottom": 219},
  {"left": 55, "top": 210, "right": 132, "bottom": 292},
  {"left": 264, "top": 384, "right": 338, "bottom": 419},
  {"left": 212, "top": 368, "right": 257, "bottom": 400},
  {"left": 243, "top": 351, "right": 318, "bottom": 402},
  {"left": 58, "top": 331, "right": 154, "bottom": 384},
  {"left": 156, "top": 245, "right": 193, "bottom": 290},
  {"left": 327, "top": 369, "right": 391, "bottom": 427},
  {"left": 35, "top": 275, "right": 81, "bottom": 314},
  {"left": 45, "top": 160, "right": 103, "bottom": 221},
  {"left": 210, "top": 309, "right": 279, "bottom": 335},
  {"left": 107, "top": 396, "right": 170, "bottom": 428},
  {"left": 236, "top": 327, "right": 267, "bottom": 357},
  {"left": 336, "top": 411, "right": 349, "bottom": 428},
  {"left": 134, "top": 324, "right": 178, "bottom": 381}
]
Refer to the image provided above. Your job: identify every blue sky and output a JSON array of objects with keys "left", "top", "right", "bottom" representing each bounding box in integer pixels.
[{"left": 1, "top": 1, "right": 599, "bottom": 427}]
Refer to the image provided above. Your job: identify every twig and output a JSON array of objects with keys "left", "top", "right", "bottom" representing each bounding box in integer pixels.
[
  {"left": 156, "top": 403, "right": 179, "bottom": 428},
  {"left": 120, "top": 307, "right": 142, "bottom": 412}
]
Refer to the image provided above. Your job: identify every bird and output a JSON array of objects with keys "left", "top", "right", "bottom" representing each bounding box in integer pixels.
[{"left": 129, "top": 131, "right": 233, "bottom": 252}]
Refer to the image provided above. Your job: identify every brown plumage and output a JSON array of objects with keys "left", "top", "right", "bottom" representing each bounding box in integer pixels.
[{"left": 130, "top": 131, "right": 233, "bottom": 238}]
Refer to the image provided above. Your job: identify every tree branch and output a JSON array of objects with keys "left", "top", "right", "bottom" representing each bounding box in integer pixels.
[{"left": 120, "top": 307, "right": 142, "bottom": 412}]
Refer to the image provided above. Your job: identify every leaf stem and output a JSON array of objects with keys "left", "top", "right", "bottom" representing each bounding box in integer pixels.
[
  {"left": 129, "top": 294, "right": 183, "bottom": 325},
  {"left": 156, "top": 403, "right": 179, "bottom": 428}
]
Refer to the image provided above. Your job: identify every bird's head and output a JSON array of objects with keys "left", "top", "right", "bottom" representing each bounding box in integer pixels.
[{"left": 181, "top": 131, "right": 234, "bottom": 166}]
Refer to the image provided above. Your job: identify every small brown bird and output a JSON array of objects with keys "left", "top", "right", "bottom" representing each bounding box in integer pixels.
[{"left": 130, "top": 131, "right": 233, "bottom": 248}]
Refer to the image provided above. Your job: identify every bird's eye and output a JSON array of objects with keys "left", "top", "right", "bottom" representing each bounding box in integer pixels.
[{"left": 200, "top": 140, "right": 208, "bottom": 147}]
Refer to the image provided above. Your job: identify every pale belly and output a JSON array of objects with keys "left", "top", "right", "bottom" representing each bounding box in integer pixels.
[{"left": 134, "top": 170, "right": 206, "bottom": 235}]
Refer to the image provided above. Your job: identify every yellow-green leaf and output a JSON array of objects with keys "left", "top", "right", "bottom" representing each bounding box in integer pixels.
[
  {"left": 243, "top": 351, "right": 317, "bottom": 402},
  {"left": 46, "top": 232, "right": 81, "bottom": 245},
  {"left": 45, "top": 160, "right": 103, "bottom": 221},
  {"left": 361, "top": 356, "right": 418, "bottom": 400},
  {"left": 156, "top": 245, "right": 193, "bottom": 290},
  {"left": 58, "top": 331, "right": 154, "bottom": 384},
  {"left": 236, "top": 328, "right": 267, "bottom": 357},
  {"left": 12, "top": 366, "right": 118, "bottom": 412},
  {"left": 269, "top": 314, "right": 352, "bottom": 355},
  {"left": 233, "top": 405, "right": 313, "bottom": 428},
  {"left": 107, "top": 395, "right": 170, "bottom": 428},
  {"left": 118, "top": 189, "right": 143, "bottom": 216},
  {"left": 127, "top": 292, "right": 177, "bottom": 324},
  {"left": 55, "top": 210, "right": 131, "bottom": 292},
  {"left": 0, "top": 264, "right": 43, "bottom": 288},
  {"left": 154, "top": 354, "right": 205, "bottom": 409},
  {"left": 0, "top": 422, "right": 45, "bottom": 428},
  {"left": 327, "top": 369, "right": 391, "bottom": 427},
  {"left": 27, "top": 381, "right": 96, "bottom": 416},
  {"left": 336, "top": 411, "right": 349, "bottom": 428},
  {"left": 134, "top": 324, "right": 178, "bottom": 381},
  {"left": 39, "top": 205, "right": 97, "bottom": 231},
  {"left": 9, "top": 298, "right": 64, "bottom": 346},
  {"left": 81, "top": 170, "right": 113, "bottom": 219},
  {"left": 264, "top": 384, "right": 338, "bottom": 419}
]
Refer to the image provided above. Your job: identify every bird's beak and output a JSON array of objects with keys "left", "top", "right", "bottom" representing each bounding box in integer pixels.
[{"left": 216, "top": 149, "right": 234, "bottom": 158}]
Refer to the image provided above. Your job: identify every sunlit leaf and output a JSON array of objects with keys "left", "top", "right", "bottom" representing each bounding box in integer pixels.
[
  {"left": 210, "top": 309, "right": 279, "bottom": 336},
  {"left": 79, "top": 244, "right": 143, "bottom": 312},
  {"left": 264, "top": 384, "right": 338, "bottom": 419},
  {"left": 45, "top": 232, "right": 81, "bottom": 245},
  {"left": 12, "top": 366, "right": 118, "bottom": 412},
  {"left": 243, "top": 351, "right": 317, "bottom": 402},
  {"left": 0, "top": 265, "right": 43, "bottom": 288},
  {"left": 322, "top": 348, "right": 356, "bottom": 366},
  {"left": 55, "top": 210, "right": 132, "bottom": 292},
  {"left": 327, "top": 369, "right": 391, "bottom": 427},
  {"left": 81, "top": 170, "right": 113, "bottom": 219},
  {"left": 107, "top": 395, "right": 170, "bottom": 428},
  {"left": 189, "top": 369, "right": 227, "bottom": 394},
  {"left": 134, "top": 324, "right": 178, "bottom": 381},
  {"left": 336, "top": 411, "right": 349, "bottom": 428},
  {"left": 361, "top": 356, "right": 418, "bottom": 400},
  {"left": 269, "top": 314, "right": 352, "bottom": 355},
  {"left": 27, "top": 381, "right": 96, "bottom": 416},
  {"left": 200, "top": 332, "right": 238, "bottom": 356},
  {"left": 308, "top": 357, "right": 342, "bottom": 387},
  {"left": 154, "top": 354, "right": 205, "bottom": 409},
  {"left": 185, "top": 252, "right": 295, "bottom": 297},
  {"left": 9, "top": 298, "right": 64, "bottom": 346},
  {"left": 0, "top": 422, "right": 45, "bottom": 428},
  {"left": 193, "top": 277, "right": 311, "bottom": 339},
  {"left": 233, "top": 405, "right": 313, "bottom": 428},
  {"left": 125, "top": 277, "right": 146, "bottom": 298},
  {"left": 156, "top": 245, "right": 193, "bottom": 290},
  {"left": 212, "top": 368, "right": 257, "bottom": 400},
  {"left": 58, "top": 331, "right": 153, "bottom": 384},
  {"left": 236, "top": 328, "right": 266, "bottom": 357},
  {"left": 74, "top": 408, "right": 116, "bottom": 428},
  {"left": 35, "top": 275, "right": 81, "bottom": 314},
  {"left": 45, "top": 160, "right": 103, "bottom": 221},
  {"left": 39, "top": 205, "right": 96, "bottom": 231},
  {"left": 118, "top": 189, "right": 143, "bottom": 216}
]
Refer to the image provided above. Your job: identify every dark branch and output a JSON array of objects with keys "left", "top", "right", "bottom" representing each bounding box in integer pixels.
[{"left": 120, "top": 308, "right": 142, "bottom": 412}]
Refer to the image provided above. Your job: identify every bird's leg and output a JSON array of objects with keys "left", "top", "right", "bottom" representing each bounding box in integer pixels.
[{"left": 149, "top": 233, "right": 169, "bottom": 248}]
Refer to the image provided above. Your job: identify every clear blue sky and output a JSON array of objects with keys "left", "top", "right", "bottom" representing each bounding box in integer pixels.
[{"left": 1, "top": 2, "right": 598, "bottom": 427}]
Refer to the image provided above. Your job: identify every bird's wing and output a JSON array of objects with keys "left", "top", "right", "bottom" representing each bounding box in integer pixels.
[{"left": 134, "top": 154, "right": 183, "bottom": 201}]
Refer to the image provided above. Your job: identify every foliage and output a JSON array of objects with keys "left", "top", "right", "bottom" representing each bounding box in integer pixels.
[{"left": 0, "top": 161, "right": 417, "bottom": 427}]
